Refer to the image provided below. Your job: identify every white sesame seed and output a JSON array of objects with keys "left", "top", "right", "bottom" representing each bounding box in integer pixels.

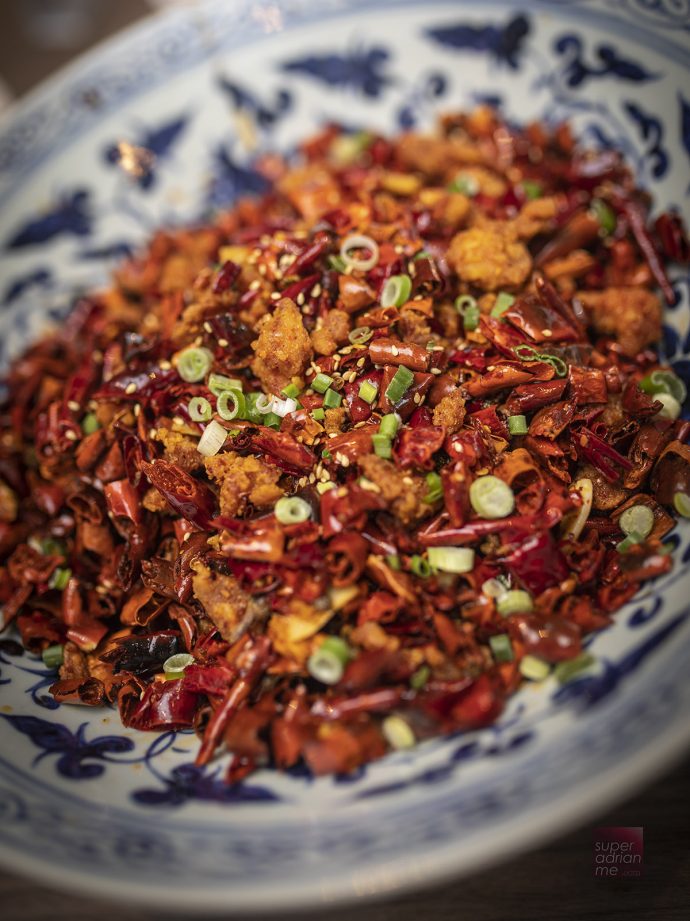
[
  {"left": 249, "top": 280, "right": 261, "bottom": 291},
  {"left": 159, "top": 360, "right": 172, "bottom": 370},
  {"left": 67, "top": 400, "right": 80, "bottom": 412},
  {"left": 413, "top": 392, "right": 422, "bottom": 404},
  {"left": 297, "top": 293, "right": 305, "bottom": 306},
  {"left": 308, "top": 473, "right": 316, "bottom": 484},
  {"left": 203, "top": 322, "right": 213, "bottom": 334},
  {"left": 270, "top": 292, "right": 281, "bottom": 300},
  {"left": 125, "top": 382, "right": 137, "bottom": 395},
  {"left": 65, "top": 430, "right": 78, "bottom": 441},
  {"left": 542, "top": 329, "right": 553, "bottom": 337},
  {"left": 311, "top": 284, "right": 322, "bottom": 298},
  {"left": 391, "top": 345, "right": 399, "bottom": 356},
  {"left": 218, "top": 339, "right": 229, "bottom": 348},
  {"left": 430, "top": 367, "right": 442, "bottom": 375}
]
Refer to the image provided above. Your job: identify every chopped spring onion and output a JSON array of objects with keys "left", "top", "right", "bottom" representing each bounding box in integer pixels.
[
  {"left": 619, "top": 504, "right": 655, "bottom": 540},
  {"left": 254, "top": 394, "right": 273, "bottom": 414},
  {"left": 469, "top": 475, "right": 515, "bottom": 520},
  {"left": 379, "top": 413, "right": 400, "bottom": 439},
  {"left": 412, "top": 250, "right": 431, "bottom": 261},
  {"left": 42, "top": 644, "right": 64, "bottom": 669},
  {"left": 410, "top": 555, "right": 432, "bottom": 578},
  {"left": 349, "top": 325, "right": 373, "bottom": 345},
  {"left": 49, "top": 567, "right": 72, "bottom": 591},
  {"left": 307, "top": 646, "right": 345, "bottom": 685},
  {"left": 496, "top": 590, "right": 533, "bottom": 617},
  {"left": 455, "top": 294, "right": 480, "bottom": 332},
  {"left": 489, "top": 634, "right": 514, "bottom": 663},
  {"left": 358, "top": 380, "right": 379, "bottom": 404},
  {"left": 653, "top": 392, "right": 681, "bottom": 421},
  {"left": 554, "top": 652, "right": 596, "bottom": 685},
  {"left": 448, "top": 172, "right": 479, "bottom": 196},
  {"left": 521, "top": 179, "right": 542, "bottom": 200},
  {"left": 263, "top": 412, "right": 282, "bottom": 430},
  {"left": 508, "top": 414, "right": 528, "bottom": 435},
  {"left": 385, "top": 365, "right": 414, "bottom": 405},
  {"left": 330, "top": 130, "right": 371, "bottom": 165},
  {"left": 197, "top": 420, "right": 228, "bottom": 457},
  {"left": 617, "top": 533, "right": 643, "bottom": 553},
  {"left": 275, "top": 495, "right": 312, "bottom": 525},
  {"left": 513, "top": 344, "right": 568, "bottom": 378},
  {"left": 163, "top": 653, "right": 195, "bottom": 677},
  {"left": 322, "top": 388, "right": 342, "bottom": 409},
  {"left": 217, "top": 389, "right": 246, "bottom": 421},
  {"left": 244, "top": 393, "right": 264, "bottom": 424},
  {"left": 590, "top": 197, "right": 617, "bottom": 236},
  {"left": 322, "top": 448, "right": 332, "bottom": 460},
  {"left": 282, "top": 383, "right": 301, "bottom": 400},
  {"left": 32, "top": 536, "right": 65, "bottom": 557},
  {"left": 482, "top": 577, "right": 509, "bottom": 599},
  {"left": 340, "top": 233, "right": 379, "bottom": 272},
  {"left": 270, "top": 396, "right": 298, "bottom": 418},
  {"left": 188, "top": 396, "right": 213, "bottom": 422},
  {"left": 311, "top": 372, "right": 334, "bottom": 394},
  {"left": 329, "top": 584, "right": 359, "bottom": 612},
  {"left": 386, "top": 554, "right": 401, "bottom": 571},
  {"left": 519, "top": 655, "right": 551, "bottom": 681},
  {"left": 490, "top": 291, "right": 515, "bottom": 318},
  {"left": 381, "top": 274, "right": 412, "bottom": 308},
  {"left": 639, "top": 369, "right": 687, "bottom": 404},
  {"left": 327, "top": 254, "right": 348, "bottom": 273},
  {"left": 560, "top": 477, "right": 594, "bottom": 541},
  {"left": 673, "top": 491, "right": 690, "bottom": 518},
  {"left": 427, "top": 546, "right": 475, "bottom": 574},
  {"left": 410, "top": 665, "right": 430, "bottom": 690},
  {"left": 372, "top": 433, "right": 392, "bottom": 458},
  {"left": 177, "top": 347, "right": 213, "bottom": 383},
  {"left": 81, "top": 412, "right": 100, "bottom": 435},
  {"left": 382, "top": 715, "right": 416, "bottom": 750},
  {"left": 424, "top": 471, "right": 443, "bottom": 504},
  {"left": 209, "top": 373, "right": 243, "bottom": 395},
  {"left": 320, "top": 635, "right": 352, "bottom": 664},
  {"left": 311, "top": 407, "right": 326, "bottom": 421}
]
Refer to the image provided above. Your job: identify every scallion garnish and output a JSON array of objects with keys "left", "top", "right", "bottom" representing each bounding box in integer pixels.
[
  {"left": 42, "top": 644, "right": 64, "bottom": 670},
  {"left": 427, "top": 546, "right": 475, "bottom": 574},
  {"left": 639, "top": 369, "right": 687, "bottom": 404},
  {"left": 553, "top": 652, "right": 596, "bottom": 685},
  {"left": 307, "top": 637, "right": 351, "bottom": 685},
  {"left": 424, "top": 471, "right": 443, "bottom": 504},
  {"left": 521, "top": 180, "right": 542, "bottom": 200},
  {"left": 382, "top": 715, "right": 416, "bottom": 750},
  {"left": 410, "top": 555, "right": 432, "bottom": 578},
  {"left": 372, "top": 433, "right": 392, "bottom": 458},
  {"left": 177, "top": 346, "right": 213, "bottom": 383},
  {"left": 188, "top": 396, "right": 213, "bottom": 422},
  {"left": 448, "top": 173, "right": 479, "bottom": 196},
  {"left": 410, "top": 665, "right": 430, "bottom": 690},
  {"left": 490, "top": 291, "right": 515, "bottom": 318},
  {"left": 348, "top": 325, "right": 373, "bottom": 345},
  {"left": 385, "top": 554, "right": 401, "bottom": 570},
  {"left": 327, "top": 254, "right": 348, "bottom": 273},
  {"left": 339, "top": 234, "right": 379, "bottom": 272},
  {"left": 508, "top": 414, "right": 528, "bottom": 435},
  {"left": 379, "top": 413, "right": 400, "bottom": 439},
  {"left": 311, "top": 372, "right": 334, "bottom": 394},
  {"left": 208, "top": 373, "right": 243, "bottom": 395},
  {"left": 263, "top": 411, "right": 282, "bottom": 429},
  {"left": 381, "top": 274, "right": 412, "bottom": 308},
  {"left": 274, "top": 496, "right": 312, "bottom": 525},
  {"left": 654, "top": 392, "right": 681, "bottom": 420},
  {"left": 282, "top": 383, "right": 301, "bottom": 400},
  {"left": 619, "top": 504, "right": 654, "bottom": 540},
  {"left": 311, "top": 408, "right": 326, "bottom": 421},
  {"left": 469, "top": 475, "right": 515, "bottom": 520},
  {"left": 322, "top": 388, "right": 342, "bottom": 409},
  {"left": 81, "top": 412, "right": 100, "bottom": 435},
  {"left": 590, "top": 198, "right": 617, "bottom": 236},
  {"left": 455, "top": 294, "right": 480, "bottom": 332},
  {"left": 197, "top": 420, "right": 227, "bottom": 457},
  {"left": 513, "top": 344, "right": 568, "bottom": 378},
  {"left": 49, "top": 567, "right": 72, "bottom": 591},
  {"left": 217, "top": 389, "right": 245, "bottom": 421},
  {"left": 673, "top": 491, "right": 690, "bottom": 518},
  {"left": 385, "top": 365, "right": 414, "bottom": 405},
  {"left": 496, "top": 589, "right": 533, "bottom": 617},
  {"left": 163, "top": 653, "right": 195, "bottom": 678},
  {"left": 358, "top": 380, "right": 379, "bottom": 404},
  {"left": 489, "top": 634, "right": 514, "bottom": 663},
  {"left": 519, "top": 655, "right": 551, "bottom": 681}
]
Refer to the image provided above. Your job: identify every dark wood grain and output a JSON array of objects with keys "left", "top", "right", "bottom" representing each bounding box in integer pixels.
[{"left": 2, "top": 755, "right": 688, "bottom": 921}]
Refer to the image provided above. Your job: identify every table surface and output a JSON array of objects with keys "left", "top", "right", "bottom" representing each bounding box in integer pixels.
[{"left": 1, "top": 3, "right": 689, "bottom": 919}]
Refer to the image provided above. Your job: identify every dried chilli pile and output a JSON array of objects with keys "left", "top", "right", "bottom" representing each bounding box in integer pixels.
[{"left": 2, "top": 108, "right": 690, "bottom": 782}]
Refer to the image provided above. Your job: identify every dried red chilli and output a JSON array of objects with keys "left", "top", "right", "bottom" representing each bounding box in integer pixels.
[{"left": 0, "top": 109, "right": 688, "bottom": 783}]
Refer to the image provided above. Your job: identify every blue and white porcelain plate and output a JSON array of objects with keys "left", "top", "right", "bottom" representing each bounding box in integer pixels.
[{"left": 1, "top": 0, "right": 689, "bottom": 912}]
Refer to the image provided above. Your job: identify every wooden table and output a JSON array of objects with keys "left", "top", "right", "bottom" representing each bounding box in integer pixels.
[
  {"left": 3, "top": 754, "right": 688, "bottom": 920},
  {"left": 1, "top": 4, "right": 688, "bottom": 919}
]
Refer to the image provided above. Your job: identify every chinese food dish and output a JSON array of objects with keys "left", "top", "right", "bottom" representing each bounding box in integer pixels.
[{"left": 1, "top": 109, "right": 689, "bottom": 782}]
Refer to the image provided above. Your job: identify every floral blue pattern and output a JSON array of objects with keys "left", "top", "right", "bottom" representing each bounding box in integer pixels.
[{"left": 0, "top": 0, "right": 688, "bottom": 911}]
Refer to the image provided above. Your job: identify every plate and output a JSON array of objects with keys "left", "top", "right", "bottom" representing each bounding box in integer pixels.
[{"left": 1, "top": 0, "right": 689, "bottom": 912}]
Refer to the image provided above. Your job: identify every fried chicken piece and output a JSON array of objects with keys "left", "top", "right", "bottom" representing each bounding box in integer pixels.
[
  {"left": 447, "top": 223, "right": 532, "bottom": 291},
  {"left": 204, "top": 451, "right": 283, "bottom": 518},
  {"left": 358, "top": 454, "right": 429, "bottom": 525},
  {"left": 512, "top": 196, "right": 560, "bottom": 240},
  {"left": 191, "top": 562, "right": 266, "bottom": 643},
  {"left": 277, "top": 164, "right": 341, "bottom": 223},
  {"left": 153, "top": 426, "right": 203, "bottom": 472},
  {"left": 311, "top": 308, "right": 351, "bottom": 356},
  {"left": 251, "top": 297, "right": 313, "bottom": 394},
  {"left": 0, "top": 479, "right": 18, "bottom": 523},
  {"left": 575, "top": 287, "right": 662, "bottom": 356},
  {"left": 432, "top": 388, "right": 466, "bottom": 434}
]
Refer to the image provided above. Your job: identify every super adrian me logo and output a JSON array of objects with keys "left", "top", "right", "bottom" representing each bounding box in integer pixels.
[{"left": 593, "top": 827, "right": 644, "bottom": 878}]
